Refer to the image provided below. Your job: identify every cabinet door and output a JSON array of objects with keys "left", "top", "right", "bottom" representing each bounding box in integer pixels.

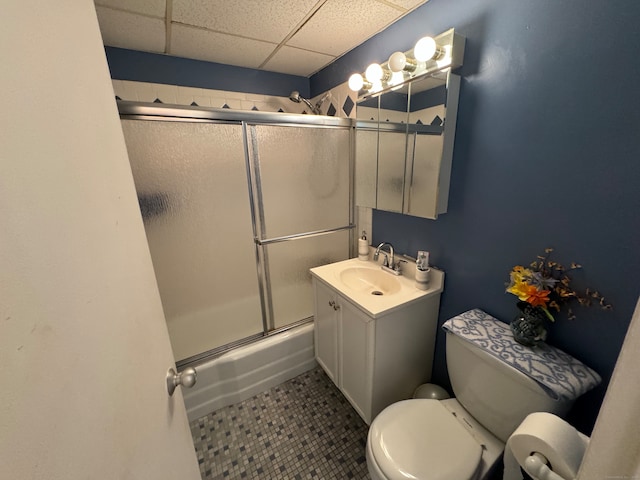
[
  {"left": 339, "top": 298, "right": 374, "bottom": 423},
  {"left": 313, "top": 280, "right": 339, "bottom": 383}
]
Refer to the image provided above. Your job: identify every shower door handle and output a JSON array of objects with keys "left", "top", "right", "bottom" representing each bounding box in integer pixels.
[{"left": 166, "top": 367, "right": 197, "bottom": 396}]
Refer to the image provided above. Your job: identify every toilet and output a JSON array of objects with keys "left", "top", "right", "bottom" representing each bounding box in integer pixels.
[{"left": 366, "top": 309, "right": 601, "bottom": 480}]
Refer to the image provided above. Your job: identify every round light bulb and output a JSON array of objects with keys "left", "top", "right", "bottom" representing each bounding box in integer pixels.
[
  {"left": 348, "top": 73, "right": 364, "bottom": 92},
  {"left": 414, "top": 36, "right": 437, "bottom": 61},
  {"left": 390, "top": 71, "right": 404, "bottom": 90},
  {"left": 365, "top": 63, "right": 384, "bottom": 82},
  {"left": 388, "top": 52, "right": 407, "bottom": 73},
  {"left": 370, "top": 81, "right": 383, "bottom": 93}
]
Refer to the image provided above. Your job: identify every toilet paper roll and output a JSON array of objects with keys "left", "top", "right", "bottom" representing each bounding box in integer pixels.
[{"left": 503, "top": 412, "right": 589, "bottom": 480}]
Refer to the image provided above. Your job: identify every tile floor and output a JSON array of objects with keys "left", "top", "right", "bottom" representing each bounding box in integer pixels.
[{"left": 190, "top": 366, "right": 371, "bottom": 479}]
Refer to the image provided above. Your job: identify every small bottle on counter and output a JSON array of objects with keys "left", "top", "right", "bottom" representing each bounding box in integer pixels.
[
  {"left": 358, "top": 231, "right": 369, "bottom": 261},
  {"left": 415, "top": 250, "right": 430, "bottom": 290}
]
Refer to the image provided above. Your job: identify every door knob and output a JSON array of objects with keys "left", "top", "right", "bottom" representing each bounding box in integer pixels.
[{"left": 166, "top": 367, "right": 197, "bottom": 396}]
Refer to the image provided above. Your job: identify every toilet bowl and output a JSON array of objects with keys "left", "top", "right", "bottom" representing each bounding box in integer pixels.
[
  {"left": 366, "top": 398, "right": 503, "bottom": 480},
  {"left": 366, "top": 309, "right": 602, "bottom": 480}
]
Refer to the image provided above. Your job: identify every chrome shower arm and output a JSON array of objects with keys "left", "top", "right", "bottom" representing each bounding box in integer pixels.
[{"left": 300, "top": 97, "right": 318, "bottom": 114}]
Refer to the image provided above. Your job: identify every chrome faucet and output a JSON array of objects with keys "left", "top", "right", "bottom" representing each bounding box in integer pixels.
[{"left": 374, "top": 242, "right": 402, "bottom": 275}]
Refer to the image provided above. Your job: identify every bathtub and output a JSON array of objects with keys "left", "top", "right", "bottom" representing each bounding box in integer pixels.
[{"left": 182, "top": 323, "right": 317, "bottom": 421}]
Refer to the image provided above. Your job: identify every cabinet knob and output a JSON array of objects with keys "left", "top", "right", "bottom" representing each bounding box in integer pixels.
[
  {"left": 333, "top": 304, "right": 340, "bottom": 311},
  {"left": 328, "top": 300, "right": 335, "bottom": 307}
]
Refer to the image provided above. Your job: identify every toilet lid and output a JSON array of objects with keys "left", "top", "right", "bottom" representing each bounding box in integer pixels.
[{"left": 369, "top": 400, "right": 482, "bottom": 480}]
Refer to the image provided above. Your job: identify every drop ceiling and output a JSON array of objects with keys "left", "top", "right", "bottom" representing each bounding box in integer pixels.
[{"left": 94, "top": 0, "right": 429, "bottom": 78}]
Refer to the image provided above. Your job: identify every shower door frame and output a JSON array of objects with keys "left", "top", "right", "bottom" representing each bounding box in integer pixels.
[{"left": 118, "top": 101, "right": 356, "bottom": 368}]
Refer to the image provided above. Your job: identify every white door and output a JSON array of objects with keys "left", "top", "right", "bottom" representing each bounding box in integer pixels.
[{"left": 0, "top": 1, "right": 200, "bottom": 479}]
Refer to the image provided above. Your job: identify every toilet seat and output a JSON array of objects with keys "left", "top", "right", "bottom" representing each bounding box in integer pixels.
[{"left": 368, "top": 399, "right": 483, "bottom": 480}]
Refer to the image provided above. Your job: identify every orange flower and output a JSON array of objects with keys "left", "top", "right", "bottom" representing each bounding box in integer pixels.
[{"left": 522, "top": 285, "right": 550, "bottom": 307}]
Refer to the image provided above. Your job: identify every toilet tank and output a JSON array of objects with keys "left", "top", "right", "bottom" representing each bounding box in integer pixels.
[{"left": 445, "top": 331, "right": 573, "bottom": 443}]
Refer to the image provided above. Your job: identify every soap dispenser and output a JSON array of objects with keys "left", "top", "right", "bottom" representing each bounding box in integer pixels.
[{"left": 358, "top": 231, "right": 369, "bottom": 261}]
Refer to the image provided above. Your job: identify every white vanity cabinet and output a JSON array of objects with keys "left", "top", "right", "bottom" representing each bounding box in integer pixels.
[
  {"left": 313, "top": 280, "right": 341, "bottom": 383},
  {"left": 311, "top": 271, "right": 442, "bottom": 425}
]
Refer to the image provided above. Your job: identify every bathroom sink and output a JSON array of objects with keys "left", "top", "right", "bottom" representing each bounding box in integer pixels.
[
  {"left": 310, "top": 257, "right": 444, "bottom": 318},
  {"left": 339, "top": 267, "right": 401, "bottom": 296}
]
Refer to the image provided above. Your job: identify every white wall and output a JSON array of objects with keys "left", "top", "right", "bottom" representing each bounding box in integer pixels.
[
  {"left": 0, "top": 1, "right": 200, "bottom": 478},
  {"left": 579, "top": 296, "right": 640, "bottom": 478}
]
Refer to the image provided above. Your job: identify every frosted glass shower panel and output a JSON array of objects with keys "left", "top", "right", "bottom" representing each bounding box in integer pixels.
[
  {"left": 121, "top": 120, "right": 263, "bottom": 361},
  {"left": 252, "top": 125, "right": 350, "bottom": 239},
  {"left": 266, "top": 231, "right": 350, "bottom": 329}
]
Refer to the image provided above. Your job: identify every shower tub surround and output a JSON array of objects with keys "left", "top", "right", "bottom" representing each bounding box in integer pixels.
[
  {"left": 183, "top": 324, "right": 317, "bottom": 422},
  {"left": 121, "top": 105, "right": 353, "bottom": 362},
  {"left": 111, "top": 79, "right": 357, "bottom": 118}
]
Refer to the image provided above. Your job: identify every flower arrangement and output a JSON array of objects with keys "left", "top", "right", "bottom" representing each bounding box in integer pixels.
[{"left": 506, "top": 248, "right": 611, "bottom": 321}]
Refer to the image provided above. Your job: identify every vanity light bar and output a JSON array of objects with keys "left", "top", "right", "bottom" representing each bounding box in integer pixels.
[{"left": 348, "top": 28, "right": 465, "bottom": 98}]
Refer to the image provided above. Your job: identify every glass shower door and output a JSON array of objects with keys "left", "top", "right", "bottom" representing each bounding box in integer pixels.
[
  {"left": 121, "top": 119, "right": 263, "bottom": 361},
  {"left": 249, "top": 124, "right": 352, "bottom": 329}
]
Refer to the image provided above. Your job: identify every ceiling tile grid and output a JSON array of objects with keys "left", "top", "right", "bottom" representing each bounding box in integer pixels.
[
  {"left": 263, "top": 45, "right": 335, "bottom": 77},
  {"left": 383, "top": 0, "right": 427, "bottom": 9},
  {"left": 170, "top": 24, "right": 277, "bottom": 68},
  {"left": 95, "top": 6, "right": 165, "bottom": 53},
  {"left": 172, "top": 0, "right": 319, "bottom": 44},
  {"left": 95, "top": 0, "right": 166, "bottom": 17},
  {"left": 287, "top": 0, "right": 404, "bottom": 56},
  {"left": 94, "top": 0, "right": 429, "bottom": 77}
]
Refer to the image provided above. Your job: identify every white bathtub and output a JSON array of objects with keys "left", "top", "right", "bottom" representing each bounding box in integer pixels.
[{"left": 182, "top": 323, "right": 317, "bottom": 421}]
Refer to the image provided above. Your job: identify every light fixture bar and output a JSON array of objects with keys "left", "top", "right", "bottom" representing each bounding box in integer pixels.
[{"left": 347, "top": 28, "right": 465, "bottom": 98}]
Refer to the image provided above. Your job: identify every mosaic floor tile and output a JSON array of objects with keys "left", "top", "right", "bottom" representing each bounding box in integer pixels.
[{"left": 190, "top": 366, "right": 371, "bottom": 480}]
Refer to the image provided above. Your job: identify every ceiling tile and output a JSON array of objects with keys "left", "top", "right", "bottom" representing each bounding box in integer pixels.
[
  {"left": 94, "top": 0, "right": 166, "bottom": 17},
  {"left": 385, "top": 0, "right": 429, "bottom": 10},
  {"left": 288, "top": 0, "right": 403, "bottom": 56},
  {"left": 94, "top": 0, "right": 433, "bottom": 77},
  {"left": 172, "top": 0, "right": 318, "bottom": 43},
  {"left": 263, "top": 46, "right": 335, "bottom": 77},
  {"left": 95, "top": 6, "right": 165, "bottom": 53},
  {"left": 170, "top": 24, "right": 277, "bottom": 68}
]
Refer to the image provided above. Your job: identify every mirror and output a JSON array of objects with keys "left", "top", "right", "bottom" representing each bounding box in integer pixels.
[
  {"left": 405, "top": 71, "right": 460, "bottom": 218},
  {"left": 354, "top": 70, "right": 460, "bottom": 219},
  {"left": 352, "top": 28, "right": 464, "bottom": 220},
  {"left": 377, "top": 88, "right": 410, "bottom": 213},
  {"left": 354, "top": 96, "right": 378, "bottom": 209}
]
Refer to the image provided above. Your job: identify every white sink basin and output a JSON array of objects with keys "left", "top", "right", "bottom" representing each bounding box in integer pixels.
[
  {"left": 339, "top": 267, "right": 401, "bottom": 296},
  {"left": 310, "top": 257, "right": 444, "bottom": 318}
]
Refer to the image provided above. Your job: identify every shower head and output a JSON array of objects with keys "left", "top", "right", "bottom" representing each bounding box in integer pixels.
[
  {"left": 289, "top": 90, "right": 317, "bottom": 114},
  {"left": 288, "top": 90, "right": 331, "bottom": 115}
]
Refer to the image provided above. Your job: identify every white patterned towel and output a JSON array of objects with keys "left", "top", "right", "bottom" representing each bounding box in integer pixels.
[{"left": 442, "top": 309, "right": 601, "bottom": 402}]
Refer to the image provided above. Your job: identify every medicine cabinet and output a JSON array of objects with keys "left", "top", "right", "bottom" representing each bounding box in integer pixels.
[{"left": 354, "top": 29, "right": 464, "bottom": 219}]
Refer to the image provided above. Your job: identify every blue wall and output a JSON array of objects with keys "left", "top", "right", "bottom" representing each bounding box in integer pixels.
[
  {"left": 105, "top": 46, "right": 310, "bottom": 98},
  {"left": 313, "top": 0, "right": 640, "bottom": 433}
]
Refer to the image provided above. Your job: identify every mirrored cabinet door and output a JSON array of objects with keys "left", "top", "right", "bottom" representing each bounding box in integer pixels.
[
  {"left": 354, "top": 71, "right": 461, "bottom": 220},
  {"left": 354, "top": 95, "right": 379, "bottom": 209},
  {"left": 407, "top": 72, "right": 460, "bottom": 219},
  {"left": 376, "top": 129, "right": 406, "bottom": 212},
  {"left": 376, "top": 89, "right": 409, "bottom": 213}
]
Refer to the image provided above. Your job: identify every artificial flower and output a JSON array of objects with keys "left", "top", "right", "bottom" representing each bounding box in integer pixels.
[{"left": 506, "top": 248, "right": 611, "bottom": 321}]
